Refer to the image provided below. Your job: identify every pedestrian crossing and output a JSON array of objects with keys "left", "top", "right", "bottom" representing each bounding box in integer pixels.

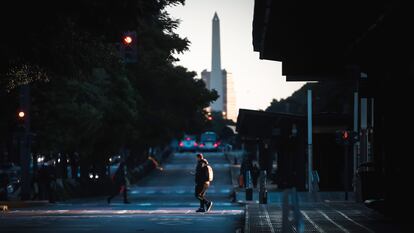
[
  {"left": 3, "top": 208, "right": 243, "bottom": 217},
  {"left": 129, "top": 187, "right": 232, "bottom": 195}
]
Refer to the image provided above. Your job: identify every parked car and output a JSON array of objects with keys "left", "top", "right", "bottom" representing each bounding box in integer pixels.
[
  {"left": 178, "top": 135, "right": 198, "bottom": 152},
  {"left": 198, "top": 131, "right": 220, "bottom": 152}
]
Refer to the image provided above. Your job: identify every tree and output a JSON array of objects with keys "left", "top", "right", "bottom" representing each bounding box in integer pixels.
[
  {"left": 266, "top": 81, "right": 356, "bottom": 115},
  {"left": 0, "top": 0, "right": 218, "bottom": 173}
]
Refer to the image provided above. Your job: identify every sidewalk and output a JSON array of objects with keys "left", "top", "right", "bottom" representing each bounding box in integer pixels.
[
  {"left": 226, "top": 151, "right": 406, "bottom": 232},
  {"left": 235, "top": 190, "right": 356, "bottom": 204},
  {"left": 244, "top": 202, "right": 405, "bottom": 233},
  {"left": 0, "top": 200, "right": 50, "bottom": 210}
]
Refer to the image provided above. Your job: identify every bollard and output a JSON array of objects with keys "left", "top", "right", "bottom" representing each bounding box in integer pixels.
[
  {"left": 259, "top": 170, "right": 268, "bottom": 204},
  {"left": 245, "top": 170, "right": 253, "bottom": 201}
]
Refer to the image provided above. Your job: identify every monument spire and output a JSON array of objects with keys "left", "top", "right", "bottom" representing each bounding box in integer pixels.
[{"left": 210, "top": 12, "right": 223, "bottom": 111}]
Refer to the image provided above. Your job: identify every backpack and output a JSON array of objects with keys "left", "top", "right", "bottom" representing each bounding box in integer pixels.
[{"left": 202, "top": 163, "right": 214, "bottom": 182}]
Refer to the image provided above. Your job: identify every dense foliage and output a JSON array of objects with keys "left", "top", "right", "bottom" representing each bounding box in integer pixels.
[
  {"left": 266, "top": 81, "right": 356, "bottom": 115},
  {"left": 0, "top": 0, "right": 217, "bottom": 171}
]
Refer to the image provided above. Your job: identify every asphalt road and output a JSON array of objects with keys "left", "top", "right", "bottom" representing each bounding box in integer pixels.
[{"left": 0, "top": 152, "right": 243, "bottom": 233}]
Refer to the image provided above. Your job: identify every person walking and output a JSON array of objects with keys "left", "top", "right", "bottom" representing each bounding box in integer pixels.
[
  {"left": 31, "top": 170, "right": 40, "bottom": 200},
  {"left": 46, "top": 162, "right": 57, "bottom": 203},
  {"left": 107, "top": 162, "right": 130, "bottom": 204},
  {"left": 251, "top": 161, "right": 260, "bottom": 188},
  {"left": 194, "top": 153, "right": 213, "bottom": 212}
]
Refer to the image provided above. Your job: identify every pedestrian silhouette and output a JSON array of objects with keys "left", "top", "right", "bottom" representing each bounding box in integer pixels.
[
  {"left": 251, "top": 161, "right": 260, "bottom": 188},
  {"left": 194, "top": 153, "right": 213, "bottom": 212},
  {"left": 107, "top": 162, "right": 129, "bottom": 204}
]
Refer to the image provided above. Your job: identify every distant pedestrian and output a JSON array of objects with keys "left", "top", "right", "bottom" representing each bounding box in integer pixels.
[
  {"left": 107, "top": 162, "right": 130, "bottom": 204},
  {"left": 240, "top": 158, "right": 253, "bottom": 188},
  {"left": 38, "top": 164, "right": 48, "bottom": 200},
  {"left": 194, "top": 153, "right": 213, "bottom": 212},
  {"left": 70, "top": 152, "right": 80, "bottom": 179},
  {"left": 251, "top": 161, "right": 260, "bottom": 188},
  {"left": 46, "top": 163, "right": 57, "bottom": 203},
  {"left": 31, "top": 170, "right": 40, "bottom": 200}
]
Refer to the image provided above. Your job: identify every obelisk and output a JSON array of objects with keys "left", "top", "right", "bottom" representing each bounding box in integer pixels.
[{"left": 210, "top": 12, "right": 223, "bottom": 112}]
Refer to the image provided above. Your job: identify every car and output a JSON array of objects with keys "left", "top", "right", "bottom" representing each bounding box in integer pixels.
[
  {"left": 178, "top": 135, "right": 198, "bottom": 152},
  {"left": 198, "top": 131, "right": 220, "bottom": 152}
]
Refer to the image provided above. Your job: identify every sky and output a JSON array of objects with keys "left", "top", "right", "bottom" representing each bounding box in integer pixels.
[{"left": 166, "top": 0, "right": 305, "bottom": 111}]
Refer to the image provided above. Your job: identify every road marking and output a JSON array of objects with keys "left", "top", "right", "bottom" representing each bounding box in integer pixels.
[
  {"left": 262, "top": 205, "right": 276, "bottom": 233},
  {"left": 318, "top": 210, "right": 350, "bottom": 233},
  {"left": 335, "top": 210, "right": 375, "bottom": 233},
  {"left": 4, "top": 209, "right": 243, "bottom": 216},
  {"left": 301, "top": 210, "right": 325, "bottom": 233},
  {"left": 321, "top": 202, "right": 377, "bottom": 221}
]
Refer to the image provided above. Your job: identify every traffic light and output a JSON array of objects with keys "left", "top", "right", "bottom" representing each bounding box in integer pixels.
[
  {"left": 335, "top": 130, "right": 349, "bottom": 145},
  {"left": 336, "top": 130, "right": 358, "bottom": 145},
  {"left": 17, "top": 110, "right": 26, "bottom": 129},
  {"left": 120, "top": 31, "right": 137, "bottom": 63},
  {"left": 123, "top": 36, "right": 133, "bottom": 45},
  {"left": 207, "top": 112, "right": 213, "bottom": 121}
]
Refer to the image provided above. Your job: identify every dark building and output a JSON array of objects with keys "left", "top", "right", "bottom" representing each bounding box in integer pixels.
[
  {"left": 236, "top": 109, "right": 353, "bottom": 192},
  {"left": 252, "top": 0, "right": 413, "bottom": 219}
]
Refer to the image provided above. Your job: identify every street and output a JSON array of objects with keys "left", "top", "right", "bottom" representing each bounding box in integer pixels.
[{"left": 0, "top": 152, "right": 243, "bottom": 233}]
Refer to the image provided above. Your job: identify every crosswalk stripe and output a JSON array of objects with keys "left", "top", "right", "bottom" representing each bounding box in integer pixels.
[
  {"left": 318, "top": 210, "right": 350, "bottom": 233},
  {"left": 301, "top": 210, "right": 325, "bottom": 233},
  {"left": 335, "top": 210, "right": 375, "bottom": 233}
]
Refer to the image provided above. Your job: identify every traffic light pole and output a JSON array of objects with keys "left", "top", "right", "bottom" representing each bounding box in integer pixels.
[
  {"left": 353, "top": 92, "right": 359, "bottom": 193},
  {"left": 344, "top": 144, "right": 349, "bottom": 201},
  {"left": 19, "top": 85, "right": 31, "bottom": 200},
  {"left": 307, "top": 89, "right": 313, "bottom": 193}
]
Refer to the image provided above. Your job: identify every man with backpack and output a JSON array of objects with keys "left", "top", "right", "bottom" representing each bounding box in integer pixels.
[{"left": 194, "top": 153, "right": 213, "bottom": 212}]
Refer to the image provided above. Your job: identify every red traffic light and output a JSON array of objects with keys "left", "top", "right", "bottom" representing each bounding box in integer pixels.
[
  {"left": 123, "top": 36, "right": 133, "bottom": 45},
  {"left": 18, "top": 111, "right": 25, "bottom": 118},
  {"left": 342, "top": 131, "right": 349, "bottom": 140}
]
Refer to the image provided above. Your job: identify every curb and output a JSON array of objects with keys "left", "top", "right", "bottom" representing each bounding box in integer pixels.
[{"left": 0, "top": 200, "right": 50, "bottom": 209}]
